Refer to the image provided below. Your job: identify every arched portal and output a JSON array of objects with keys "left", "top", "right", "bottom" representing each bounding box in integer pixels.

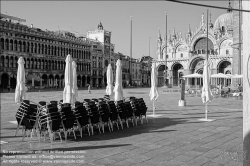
[
  {"left": 42, "top": 74, "right": 47, "bottom": 87},
  {"left": 10, "top": 76, "right": 16, "bottom": 88},
  {"left": 87, "top": 76, "right": 90, "bottom": 85},
  {"left": 172, "top": 63, "right": 183, "bottom": 86},
  {"left": 1, "top": 73, "right": 9, "bottom": 88},
  {"left": 104, "top": 72, "right": 107, "bottom": 86},
  {"left": 49, "top": 74, "right": 54, "bottom": 87},
  {"left": 218, "top": 60, "right": 231, "bottom": 86},
  {"left": 218, "top": 60, "right": 231, "bottom": 73},
  {"left": 82, "top": 76, "right": 86, "bottom": 87},
  {"left": 77, "top": 75, "right": 81, "bottom": 87},
  {"left": 157, "top": 64, "right": 168, "bottom": 86}
]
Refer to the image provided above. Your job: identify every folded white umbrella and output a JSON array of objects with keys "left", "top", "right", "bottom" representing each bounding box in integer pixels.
[
  {"left": 149, "top": 63, "right": 159, "bottom": 116},
  {"left": 200, "top": 60, "right": 214, "bottom": 121},
  {"left": 106, "top": 64, "right": 114, "bottom": 96},
  {"left": 72, "top": 61, "right": 78, "bottom": 104},
  {"left": 113, "top": 59, "right": 123, "bottom": 101},
  {"left": 63, "top": 54, "right": 73, "bottom": 104},
  {"left": 15, "top": 57, "right": 27, "bottom": 104}
]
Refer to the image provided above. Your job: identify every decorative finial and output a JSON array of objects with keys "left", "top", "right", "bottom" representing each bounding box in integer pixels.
[
  {"left": 130, "top": 16, "right": 132, "bottom": 20},
  {"left": 227, "top": 0, "right": 232, "bottom": 13}
]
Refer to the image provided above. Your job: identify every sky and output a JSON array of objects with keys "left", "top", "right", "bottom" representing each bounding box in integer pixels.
[{"left": 2, "top": 1, "right": 229, "bottom": 59}]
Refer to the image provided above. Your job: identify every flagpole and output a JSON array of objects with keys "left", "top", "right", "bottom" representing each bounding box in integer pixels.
[{"left": 206, "top": 9, "right": 209, "bottom": 119}]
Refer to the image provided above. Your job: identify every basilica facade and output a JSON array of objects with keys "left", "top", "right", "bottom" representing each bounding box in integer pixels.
[{"left": 155, "top": 6, "right": 240, "bottom": 87}]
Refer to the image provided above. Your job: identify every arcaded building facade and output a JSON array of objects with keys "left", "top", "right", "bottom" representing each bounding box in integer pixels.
[
  {"left": 0, "top": 14, "right": 92, "bottom": 89},
  {"left": 155, "top": 6, "right": 241, "bottom": 87}
]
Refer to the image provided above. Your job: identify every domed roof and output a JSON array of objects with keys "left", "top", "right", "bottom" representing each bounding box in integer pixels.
[{"left": 213, "top": 12, "right": 233, "bottom": 31}]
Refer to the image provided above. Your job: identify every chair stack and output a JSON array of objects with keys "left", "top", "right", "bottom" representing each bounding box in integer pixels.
[
  {"left": 72, "top": 102, "right": 91, "bottom": 137},
  {"left": 38, "top": 103, "right": 62, "bottom": 142},
  {"left": 84, "top": 100, "right": 101, "bottom": 135},
  {"left": 124, "top": 101, "right": 135, "bottom": 126},
  {"left": 107, "top": 100, "right": 121, "bottom": 131},
  {"left": 60, "top": 103, "right": 77, "bottom": 141},
  {"left": 97, "top": 100, "right": 111, "bottom": 133},
  {"left": 116, "top": 100, "right": 129, "bottom": 129},
  {"left": 129, "top": 98, "right": 142, "bottom": 125},
  {"left": 15, "top": 100, "right": 32, "bottom": 140},
  {"left": 137, "top": 98, "right": 148, "bottom": 124}
]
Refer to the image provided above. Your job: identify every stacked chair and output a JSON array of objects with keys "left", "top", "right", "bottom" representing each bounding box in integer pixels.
[
  {"left": 97, "top": 99, "right": 112, "bottom": 133},
  {"left": 107, "top": 100, "right": 121, "bottom": 131},
  {"left": 115, "top": 100, "right": 129, "bottom": 128},
  {"left": 60, "top": 103, "right": 77, "bottom": 141},
  {"left": 72, "top": 102, "right": 92, "bottom": 137},
  {"left": 129, "top": 98, "right": 142, "bottom": 125},
  {"left": 15, "top": 100, "right": 39, "bottom": 141},
  {"left": 124, "top": 101, "right": 135, "bottom": 127},
  {"left": 137, "top": 98, "right": 148, "bottom": 124},
  {"left": 84, "top": 100, "right": 101, "bottom": 135},
  {"left": 38, "top": 103, "right": 63, "bottom": 142}
]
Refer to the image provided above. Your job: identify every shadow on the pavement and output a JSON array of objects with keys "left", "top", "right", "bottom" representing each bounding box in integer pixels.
[
  {"left": 40, "top": 144, "right": 131, "bottom": 152},
  {"left": 181, "top": 110, "right": 242, "bottom": 115},
  {"left": 149, "top": 130, "right": 176, "bottom": 133},
  {"left": 0, "top": 135, "right": 23, "bottom": 139},
  {"left": 1, "top": 127, "right": 18, "bottom": 130},
  {"left": 61, "top": 117, "right": 189, "bottom": 142}
]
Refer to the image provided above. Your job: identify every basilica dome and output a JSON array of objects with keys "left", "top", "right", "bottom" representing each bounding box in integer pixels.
[{"left": 213, "top": 12, "right": 233, "bottom": 32}]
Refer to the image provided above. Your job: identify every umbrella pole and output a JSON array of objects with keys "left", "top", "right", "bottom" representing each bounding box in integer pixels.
[
  {"left": 196, "top": 78, "right": 197, "bottom": 97},
  {"left": 153, "top": 100, "right": 155, "bottom": 116},
  {"left": 205, "top": 103, "right": 208, "bottom": 120}
]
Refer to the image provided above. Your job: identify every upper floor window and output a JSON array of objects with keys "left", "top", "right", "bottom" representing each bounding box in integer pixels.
[
  {"left": 226, "top": 49, "right": 229, "bottom": 55},
  {"left": 180, "top": 53, "right": 183, "bottom": 58}
]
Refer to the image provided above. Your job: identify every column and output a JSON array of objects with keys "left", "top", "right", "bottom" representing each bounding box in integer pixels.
[
  {"left": 243, "top": 1, "right": 250, "bottom": 165},
  {"left": 168, "top": 70, "right": 173, "bottom": 87},
  {"left": 32, "top": 78, "right": 34, "bottom": 87}
]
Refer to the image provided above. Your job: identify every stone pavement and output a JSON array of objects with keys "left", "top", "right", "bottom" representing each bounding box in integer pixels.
[{"left": 0, "top": 88, "right": 243, "bottom": 166}]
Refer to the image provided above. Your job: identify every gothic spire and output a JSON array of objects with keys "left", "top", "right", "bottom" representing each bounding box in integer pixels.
[
  {"left": 172, "top": 27, "right": 176, "bottom": 39},
  {"left": 188, "top": 24, "right": 192, "bottom": 35},
  {"left": 168, "top": 30, "right": 172, "bottom": 42},
  {"left": 158, "top": 28, "right": 162, "bottom": 41}
]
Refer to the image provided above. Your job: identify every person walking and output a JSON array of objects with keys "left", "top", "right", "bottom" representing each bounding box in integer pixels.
[{"left": 88, "top": 84, "right": 91, "bottom": 94}]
